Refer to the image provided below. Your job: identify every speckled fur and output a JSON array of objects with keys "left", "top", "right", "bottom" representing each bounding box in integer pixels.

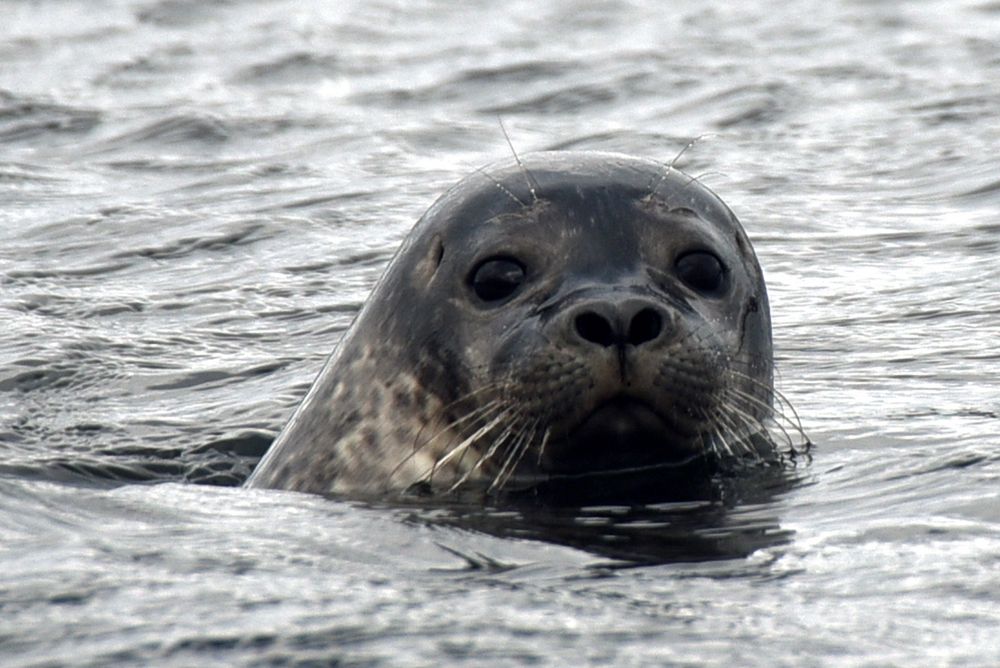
[{"left": 248, "top": 342, "right": 480, "bottom": 495}]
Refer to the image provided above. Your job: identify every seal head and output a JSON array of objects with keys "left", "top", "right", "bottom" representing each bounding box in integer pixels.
[{"left": 247, "top": 151, "right": 786, "bottom": 500}]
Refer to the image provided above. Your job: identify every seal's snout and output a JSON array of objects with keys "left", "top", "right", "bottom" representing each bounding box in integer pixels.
[{"left": 568, "top": 297, "right": 670, "bottom": 350}]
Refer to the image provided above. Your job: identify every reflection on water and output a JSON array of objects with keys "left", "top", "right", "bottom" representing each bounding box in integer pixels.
[{"left": 398, "top": 466, "right": 803, "bottom": 566}]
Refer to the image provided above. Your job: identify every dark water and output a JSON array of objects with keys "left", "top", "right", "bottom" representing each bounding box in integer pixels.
[{"left": 3, "top": 0, "right": 1000, "bottom": 665}]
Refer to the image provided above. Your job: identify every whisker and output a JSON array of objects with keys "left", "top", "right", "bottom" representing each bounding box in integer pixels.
[
  {"left": 429, "top": 410, "right": 511, "bottom": 491},
  {"left": 535, "top": 424, "right": 550, "bottom": 467},
  {"left": 711, "top": 405, "right": 760, "bottom": 461},
  {"left": 646, "top": 133, "right": 716, "bottom": 202},
  {"left": 490, "top": 417, "right": 539, "bottom": 492},
  {"left": 726, "top": 386, "right": 796, "bottom": 453},
  {"left": 473, "top": 166, "right": 527, "bottom": 208},
  {"left": 497, "top": 117, "right": 539, "bottom": 204},
  {"left": 679, "top": 170, "right": 727, "bottom": 195},
  {"left": 471, "top": 418, "right": 522, "bottom": 482},
  {"left": 388, "top": 396, "right": 504, "bottom": 483},
  {"left": 445, "top": 425, "right": 509, "bottom": 493},
  {"left": 708, "top": 422, "right": 735, "bottom": 459},
  {"left": 486, "top": 424, "right": 526, "bottom": 492},
  {"left": 725, "top": 369, "right": 811, "bottom": 450}
]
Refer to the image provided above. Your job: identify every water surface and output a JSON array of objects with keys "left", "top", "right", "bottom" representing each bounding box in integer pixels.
[{"left": 2, "top": 0, "right": 1000, "bottom": 665}]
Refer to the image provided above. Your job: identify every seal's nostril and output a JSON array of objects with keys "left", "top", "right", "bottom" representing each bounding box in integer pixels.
[
  {"left": 627, "top": 308, "right": 662, "bottom": 346},
  {"left": 575, "top": 312, "right": 616, "bottom": 347}
]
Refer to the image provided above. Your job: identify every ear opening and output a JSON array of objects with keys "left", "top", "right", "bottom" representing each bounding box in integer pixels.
[
  {"left": 415, "top": 234, "right": 445, "bottom": 283},
  {"left": 433, "top": 235, "right": 445, "bottom": 268}
]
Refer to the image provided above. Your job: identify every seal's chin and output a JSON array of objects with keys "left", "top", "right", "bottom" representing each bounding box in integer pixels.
[{"left": 540, "top": 397, "right": 701, "bottom": 476}]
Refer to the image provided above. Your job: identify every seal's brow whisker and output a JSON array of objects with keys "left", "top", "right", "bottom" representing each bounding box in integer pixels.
[
  {"left": 473, "top": 166, "right": 526, "bottom": 208},
  {"left": 497, "top": 116, "right": 539, "bottom": 204},
  {"left": 680, "top": 171, "right": 727, "bottom": 196},
  {"left": 646, "top": 133, "right": 716, "bottom": 202},
  {"left": 670, "top": 133, "right": 717, "bottom": 169}
]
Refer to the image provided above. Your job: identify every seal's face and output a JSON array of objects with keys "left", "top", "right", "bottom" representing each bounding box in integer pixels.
[
  {"left": 385, "top": 153, "right": 774, "bottom": 492},
  {"left": 247, "top": 152, "right": 790, "bottom": 499},
  {"left": 464, "top": 203, "right": 760, "bottom": 477}
]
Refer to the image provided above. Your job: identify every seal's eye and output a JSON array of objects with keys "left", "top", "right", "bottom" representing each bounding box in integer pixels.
[
  {"left": 675, "top": 251, "right": 726, "bottom": 295},
  {"left": 470, "top": 257, "right": 525, "bottom": 303}
]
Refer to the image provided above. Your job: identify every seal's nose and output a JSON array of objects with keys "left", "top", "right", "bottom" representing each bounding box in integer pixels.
[{"left": 570, "top": 298, "right": 666, "bottom": 348}]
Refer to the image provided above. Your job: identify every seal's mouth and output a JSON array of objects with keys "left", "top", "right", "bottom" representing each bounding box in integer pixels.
[{"left": 539, "top": 397, "right": 700, "bottom": 475}]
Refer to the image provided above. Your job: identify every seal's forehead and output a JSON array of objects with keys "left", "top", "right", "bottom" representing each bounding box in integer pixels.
[{"left": 416, "top": 151, "right": 740, "bottom": 237}]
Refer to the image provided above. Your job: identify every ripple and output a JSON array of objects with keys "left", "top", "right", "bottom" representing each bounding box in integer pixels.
[
  {"left": 100, "top": 113, "right": 230, "bottom": 148},
  {"left": 232, "top": 52, "right": 342, "bottom": 84},
  {"left": 110, "top": 221, "right": 268, "bottom": 261},
  {"left": 147, "top": 360, "right": 285, "bottom": 391},
  {"left": 135, "top": 0, "right": 239, "bottom": 27},
  {"left": 655, "top": 81, "right": 796, "bottom": 129},
  {"left": 0, "top": 161, "right": 65, "bottom": 183},
  {"left": 5, "top": 261, "right": 134, "bottom": 281},
  {"left": 482, "top": 83, "right": 619, "bottom": 115},
  {"left": 0, "top": 90, "right": 102, "bottom": 143}
]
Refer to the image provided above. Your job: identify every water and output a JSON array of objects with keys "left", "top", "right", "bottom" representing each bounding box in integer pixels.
[{"left": 2, "top": 0, "right": 999, "bottom": 665}]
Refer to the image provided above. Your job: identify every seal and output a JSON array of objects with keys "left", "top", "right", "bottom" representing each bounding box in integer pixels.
[{"left": 246, "top": 151, "right": 804, "bottom": 500}]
